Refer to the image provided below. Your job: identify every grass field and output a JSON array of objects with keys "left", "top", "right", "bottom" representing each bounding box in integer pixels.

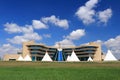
[{"left": 0, "top": 61, "right": 120, "bottom": 80}]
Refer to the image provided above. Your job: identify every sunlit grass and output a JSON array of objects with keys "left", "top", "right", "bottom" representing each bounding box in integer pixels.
[{"left": 0, "top": 61, "right": 120, "bottom": 80}]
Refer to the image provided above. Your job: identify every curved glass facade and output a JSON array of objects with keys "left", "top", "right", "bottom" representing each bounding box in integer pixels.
[
  {"left": 57, "top": 51, "right": 63, "bottom": 61},
  {"left": 22, "top": 41, "right": 102, "bottom": 61}
]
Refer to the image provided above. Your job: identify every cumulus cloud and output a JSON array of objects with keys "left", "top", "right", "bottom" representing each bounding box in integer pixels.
[
  {"left": 4, "top": 23, "right": 34, "bottom": 34},
  {"left": 4, "top": 22, "right": 42, "bottom": 44},
  {"left": 75, "top": 0, "right": 98, "bottom": 24},
  {"left": 54, "top": 29, "right": 85, "bottom": 48},
  {"left": 94, "top": 36, "right": 120, "bottom": 59},
  {"left": 4, "top": 15, "right": 69, "bottom": 44},
  {"left": 43, "top": 34, "right": 51, "bottom": 38},
  {"left": 4, "top": 23, "right": 22, "bottom": 33},
  {"left": 75, "top": 0, "right": 112, "bottom": 25},
  {"left": 98, "top": 8, "right": 112, "bottom": 24},
  {"left": 104, "top": 36, "right": 120, "bottom": 59},
  {"left": 0, "top": 44, "right": 19, "bottom": 57},
  {"left": 21, "top": 25, "right": 34, "bottom": 33},
  {"left": 94, "top": 40, "right": 103, "bottom": 45},
  {"left": 85, "top": 0, "right": 98, "bottom": 8},
  {"left": 104, "top": 36, "right": 120, "bottom": 52},
  {"left": 32, "top": 20, "right": 48, "bottom": 29},
  {"left": 7, "top": 32, "right": 42, "bottom": 44},
  {"left": 54, "top": 39, "right": 75, "bottom": 48},
  {"left": 41, "top": 15, "right": 69, "bottom": 29},
  {"left": 66, "top": 29, "right": 85, "bottom": 40}
]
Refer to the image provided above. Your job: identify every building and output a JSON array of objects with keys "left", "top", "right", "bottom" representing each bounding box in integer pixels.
[
  {"left": 4, "top": 54, "right": 19, "bottom": 61},
  {"left": 3, "top": 41, "right": 103, "bottom": 61}
]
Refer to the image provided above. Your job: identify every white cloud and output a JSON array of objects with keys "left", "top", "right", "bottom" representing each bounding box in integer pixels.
[
  {"left": 85, "top": 0, "right": 98, "bottom": 8},
  {"left": 4, "top": 22, "right": 42, "bottom": 44},
  {"left": 54, "top": 39, "right": 75, "bottom": 48},
  {"left": 43, "top": 34, "right": 51, "bottom": 38},
  {"left": 4, "top": 16, "right": 69, "bottom": 45},
  {"left": 104, "top": 36, "right": 120, "bottom": 59},
  {"left": 66, "top": 29, "right": 85, "bottom": 40},
  {"left": 22, "top": 32, "right": 42, "bottom": 40},
  {"left": 98, "top": 8, "right": 112, "bottom": 24},
  {"left": 4, "top": 23, "right": 34, "bottom": 34},
  {"left": 4, "top": 23, "right": 21, "bottom": 33},
  {"left": 7, "top": 36, "right": 27, "bottom": 44},
  {"left": 75, "top": 0, "right": 98, "bottom": 24},
  {"left": 32, "top": 20, "right": 48, "bottom": 29},
  {"left": 0, "top": 44, "right": 19, "bottom": 57},
  {"left": 104, "top": 36, "right": 120, "bottom": 50},
  {"left": 21, "top": 25, "right": 34, "bottom": 33},
  {"left": 93, "top": 36, "right": 120, "bottom": 59},
  {"left": 54, "top": 29, "right": 85, "bottom": 48},
  {"left": 75, "top": 0, "right": 112, "bottom": 25},
  {"left": 41, "top": 15, "right": 69, "bottom": 29},
  {"left": 7, "top": 32, "right": 42, "bottom": 44},
  {"left": 94, "top": 40, "right": 103, "bottom": 45}
]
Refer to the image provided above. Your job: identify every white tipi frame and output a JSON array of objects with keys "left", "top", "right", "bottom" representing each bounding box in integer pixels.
[
  {"left": 42, "top": 51, "right": 53, "bottom": 61},
  {"left": 104, "top": 50, "right": 117, "bottom": 61},
  {"left": 67, "top": 50, "right": 80, "bottom": 62}
]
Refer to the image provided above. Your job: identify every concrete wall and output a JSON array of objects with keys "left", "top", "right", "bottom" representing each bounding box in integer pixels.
[
  {"left": 89, "top": 42, "right": 102, "bottom": 61},
  {"left": 3, "top": 54, "right": 19, "bottom": 61},
  {"left": 22, "top": 41, "right": 35, "bottom": 57}
]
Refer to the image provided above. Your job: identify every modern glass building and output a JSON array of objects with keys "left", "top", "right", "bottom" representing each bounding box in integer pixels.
[
  {"left": 23, "top": 41, "right": 102, "bottom": 61},
  {"left": 4, "top": 41, "right": 103, "bottom": 61}
]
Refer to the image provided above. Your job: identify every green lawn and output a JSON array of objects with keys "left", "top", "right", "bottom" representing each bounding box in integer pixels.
[{"left": 0, "top": 61, "right": 120, "bottom": 80}]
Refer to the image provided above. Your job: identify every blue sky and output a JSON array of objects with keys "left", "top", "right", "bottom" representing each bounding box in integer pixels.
[{"left": 0, "top": 0, "right": 120, "bottom": 58}]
